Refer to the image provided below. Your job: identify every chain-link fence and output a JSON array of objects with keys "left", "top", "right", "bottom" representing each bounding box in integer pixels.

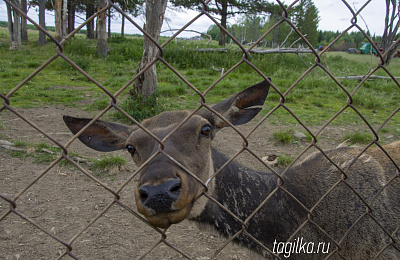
[{"left": 1, "top": 0, "right": 400, "bottom": 259}]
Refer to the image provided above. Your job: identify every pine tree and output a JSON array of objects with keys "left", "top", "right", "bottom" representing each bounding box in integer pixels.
[{"left": 291, "top": 0, "right": 319, "bottom": 46}]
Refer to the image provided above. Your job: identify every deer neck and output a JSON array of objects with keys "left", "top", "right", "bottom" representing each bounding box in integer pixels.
[{"left": 192, "top": 147, "right": 281, "bottom": 251}]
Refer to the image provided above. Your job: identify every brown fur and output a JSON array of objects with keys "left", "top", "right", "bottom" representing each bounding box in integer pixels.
[{"left": 64, "top": 80, "right": 400, "bottom": 258}]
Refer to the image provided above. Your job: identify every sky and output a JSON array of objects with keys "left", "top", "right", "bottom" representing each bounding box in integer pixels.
[{"left": 0, "top": 1, "right": 389, "bottom": 38}]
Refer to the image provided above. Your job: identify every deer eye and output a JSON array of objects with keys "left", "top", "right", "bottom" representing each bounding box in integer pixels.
[
  {"left": 200, "top": 125, "right": 212, "bottom": 138},
  {"left": 126, "top": 145, "right": 136, "bottom": 155}
]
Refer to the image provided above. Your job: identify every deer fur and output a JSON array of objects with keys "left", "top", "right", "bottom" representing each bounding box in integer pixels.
[{"left": 64, "top": 80, "right": 400, "bottom": 259}]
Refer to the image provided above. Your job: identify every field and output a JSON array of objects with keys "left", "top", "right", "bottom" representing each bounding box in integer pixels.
[{"left": 1, "top": 27, "right": 400, "bottom": 259}]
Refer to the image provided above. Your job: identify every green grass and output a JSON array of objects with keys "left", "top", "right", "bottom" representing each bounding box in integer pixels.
[
  {"left": 1, "top": 27, "right": 400, "bottom": 139},
  {"left": 278, "top": 154, "right": 293, "bottom": 167},
  {"left": 272, "top": 129, "right": 311, "bottom": 145},
  {"left": 112, "top": 91, "right": 165, "bottom": 122},
  {"left": 343, "top": 131, "right": 373, "bottom": 145},
  {"left": 5, "top": 140, "right": 63, "bottom": 163},
  {"left": 91, "top": 155, "right": 127, "bottom": 179},
  {"left": 92, "top": 155, "right": 127, "bottom": 170},
  {"left": 273, "top": 129, "right": 295, "bottom": 145},
  {"left": 2, "top": 138, "right": 126, "bottom": 175}
]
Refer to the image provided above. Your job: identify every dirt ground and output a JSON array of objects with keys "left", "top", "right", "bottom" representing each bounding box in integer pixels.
[{"left": 0, "top": 105, "right": 396, "bottom": 260}]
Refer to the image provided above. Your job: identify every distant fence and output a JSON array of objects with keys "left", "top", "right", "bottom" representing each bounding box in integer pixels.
[{"left": 1, "top": 0, "right": 400, "bottom": 259}]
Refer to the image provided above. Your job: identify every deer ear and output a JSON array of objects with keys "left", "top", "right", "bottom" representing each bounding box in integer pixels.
[
  {"left": 63, "top": 116, "right": 135, "bottom": 152},
  {"left": 199, "top": 79, "right": 271, "bottom": 128}
]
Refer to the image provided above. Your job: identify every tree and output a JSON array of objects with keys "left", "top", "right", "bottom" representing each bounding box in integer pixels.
[
  {"left": 290, "top": 0, "right": 319, "bottom": 46},
  {"left": 38, "top": 0, "right": 46, "bottom": 45},
  {"left": 86, "top": 1, "right": 96, "bottom": 39},
  {"left": 28, "top": 0, "right": 64, "bottom": 41},
  {"left": 350, "top": 31, "right": 366, "bottom": 49},
  {"left": 381, "top": 0, "right": 400, "bottom": 65},
  {"left": 261, "top": 4, "right": 291, "bottom": 47},
  {"left": 301, "top": 0, "right": 319, "bottom": 45},
  {"left": 67, "top": 0, "right": 77, "bottom": 34},
  {"left": 134, "top": 0, "right": 168, "bottom": 99},
  {"left": 171, "top": 0, "right": 274, "bottom": 46},
  {"left": 30, "top": 0, "right": 98, "bottom": 39},
  {"left": 108, "top": 8, "right": 112, "bottom": 38},
  {"left": 21, "top": 0, "right": 28, "bottom": 42},
  {"left": 237, "top": 14, "right": 265, "bottom": 44},
  {"left": 54, "top": 0, "right": 62, "bottom": 41},
  {"left": 214, "top": 14, "right": 268, "bottom": 45},
  {"left": 116, "top": 0, "right": 144, "bottom": 37},
  {"left": 6, "top": 0, "right": 21, "bottom": 50},
  {"left": 62, "top": 0, "right": 67, "bottom": 37},
  {"left": 96, "top": 0, "right": 108, "bottom": 57}
]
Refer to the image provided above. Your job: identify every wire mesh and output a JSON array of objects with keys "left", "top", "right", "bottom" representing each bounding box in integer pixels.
[{"left": 1, "top": 0, "right": 400, "bottom": 259}]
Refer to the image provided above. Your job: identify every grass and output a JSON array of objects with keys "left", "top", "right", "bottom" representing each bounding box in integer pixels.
[
  {"left": 343, "top": 131, "right": 373, "bottom": 145},
  {"left": 272, "top": 129, "right": 311, "bottom": 145},
  {"left": 3, "top": 138, "right": 126, "bottom": 175},
  {"left": 1, "top": 27, "right": 400, "bottom": 139},
  {"left": 112, "top": 91, "right": 165, "bottom": 122},
  {"left": 92, "top": 155, "right": 127, "bottom": 170},
  {"left": 5, "top": 140, "right": 63, "bottom": 164},
  {"left": 278, "top": 154, "right": 293, "bottom": 167},
  {"left": 91, "top": 155, "right": 127, "bottom": 180},
  {"left": 273, "top": 129, "right": 294, "bottom": 145}
]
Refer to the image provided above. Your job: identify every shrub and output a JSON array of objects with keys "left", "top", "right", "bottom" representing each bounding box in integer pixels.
[{"left": 113, "top": 91, "right": 164, "bottom": 122}]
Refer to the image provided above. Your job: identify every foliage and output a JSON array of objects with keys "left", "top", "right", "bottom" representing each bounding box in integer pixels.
[
  {"left": 171, "top": 0, "right": 276, "bottom": 45},
  {"left": 92, "top": 155, "right": 127, "bottom": 170},
  {"left": 291, "top": 0, "right": 320, "bottom": 46},
  {"left": 5, "top": 141, "right": 63, "bottom": 164},
  {"left": 163, "top": 42, "right": 242, "bottom": 69},
  {"left": 272, "top": 129, "right": 311, "bottom": 145},
  {"left": 231, "top": 15, "right": 266, "bottom": 44},
  {"left": 381, "top": 0, "right": 400, "bottom": 65},
  {"left": 273, "top": 129, "right": 295, "bottom": 145},
  {"left": 343, "top": 131, "right": 373, "bottom": 145},
  {"left": 28, "top": 0, "right": 143, "bottom": 15},
  {"left": 113, "top": 91, "right": 164, "bottom": 122},
  {"left": 1, "top": 28, "right": 400, "bottom": 137},
  {"left": 204, "top": 1, "right": 319, "bottom": 46},
  {"left": 277, "top": 154, "right": 293, "bottom": 167}
]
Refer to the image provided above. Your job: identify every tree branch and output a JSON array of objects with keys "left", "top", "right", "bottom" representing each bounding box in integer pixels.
[{"left": 336, "top": 75, "right": 400, "bottom": 80}]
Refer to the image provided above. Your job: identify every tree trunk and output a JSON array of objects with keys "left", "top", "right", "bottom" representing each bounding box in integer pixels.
[
  {"left": 67, "top": 0, "right": 76, "bottom": 34},
  {"left": 38, "top": 0, "right": 46, "bottom": 45},
  {"left": 62, "top": 0, "right": 67, "bottom": 37},
  {"left": 86, "top": 2, "right": 95, "bottom": 39},
  {"left": 96, "top": 0, "right": 108, "bottom": 57},
  {"left": 381, "top": 0, "right": 400, "bottom": 66},
  {"left": 7, "top": 2, "right": 14, "bottom": 48},
  {"left": 108, "top": 8, "right": 112, "bottom": 38},
  {"left": 54, "top": 0, "right": 62, "bottom": 41},
  {"left": 218, "top": 1, "right": 228, "bottom": 46},
  {"left": 121, "top": 15, "right": 125, "bottom": 37},
  {"left": 135, "top": 0, "right": 168, "bottom": 99},
  {"left": 7, "top": 0, "right": 21, "bottom": 50},
  {"left": 21, "top": 0, "right": 27, "bottom": 42}
]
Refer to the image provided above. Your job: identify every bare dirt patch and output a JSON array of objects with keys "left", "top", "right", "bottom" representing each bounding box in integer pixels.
[{"left": 0, "top": 105, "right": 389, "bottom": 259}]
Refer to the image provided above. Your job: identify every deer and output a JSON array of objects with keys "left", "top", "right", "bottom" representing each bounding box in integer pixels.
[{"left": 63, "top": 80, "right": 400, "bottom": 259}]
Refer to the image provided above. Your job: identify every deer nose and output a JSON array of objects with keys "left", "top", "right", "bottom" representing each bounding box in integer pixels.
[{"left": 138, "top": 179, "right": 182, "bottom": 215}]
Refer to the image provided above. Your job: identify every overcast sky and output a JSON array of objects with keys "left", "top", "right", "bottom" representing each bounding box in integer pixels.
[{"left": 0, "top": 1, "right": 389, "bottom": 38}]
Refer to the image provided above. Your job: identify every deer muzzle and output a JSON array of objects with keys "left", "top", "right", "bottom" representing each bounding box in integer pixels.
[
  {"left": 135, "top": 176, "right": 195, "bottom": 228},
  {"left": 138, "top": 179, "right": 182, "bottom": 215}
]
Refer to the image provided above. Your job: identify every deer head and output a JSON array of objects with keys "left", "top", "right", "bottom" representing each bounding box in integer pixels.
[{"left": 63, "top": 79, "right": 271, "bottom": 228}]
